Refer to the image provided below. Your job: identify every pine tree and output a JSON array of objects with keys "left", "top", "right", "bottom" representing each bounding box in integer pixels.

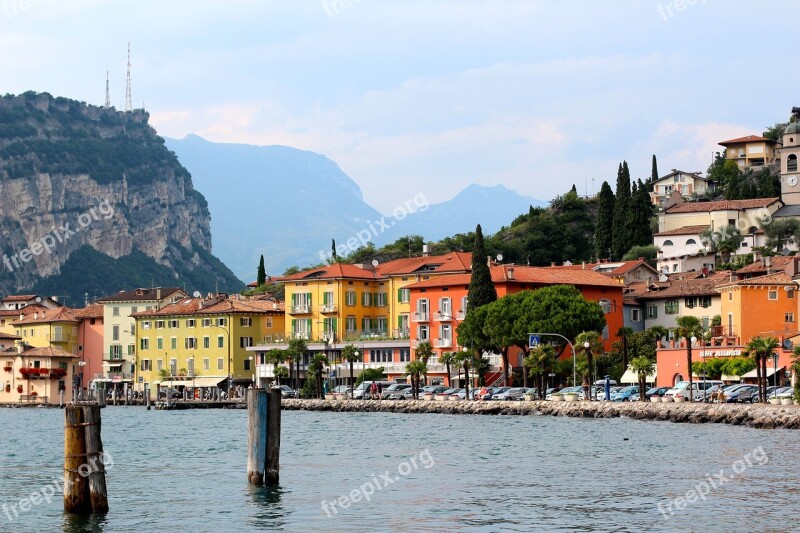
[
  {"left": 628, "top": 179, "right": 653, "bottom": 249},
  {"left": 611, "top": 161, "right": 632, "bottom": 260},
  {"left": 594, "top": 181, "right": 615, "bottom": 260},
  {"left": 651, "top": 155, "right": 658, "bottom": 183},
  {"left": 466, "top": 224, "right": 497, "bottom": 313},
  {"left": 257, "top": 255, "right": 266, "bottom": 286},
  {"left": 331, "top": 239, "right": 338, "bottom": 261}
]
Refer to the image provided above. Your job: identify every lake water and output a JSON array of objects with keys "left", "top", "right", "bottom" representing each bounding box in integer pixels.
[{"left": 0, "top": 406, "right": 798, "bottom": 532}]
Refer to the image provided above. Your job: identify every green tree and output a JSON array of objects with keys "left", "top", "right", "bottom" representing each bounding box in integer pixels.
[
  {"left": 628, "top": 179, "right": 653, "bottom": 247},
  {"left": 439, "top": 351, "right": 457, "bottom": 387},
  {"left": 629, "top": 356, "right": 655, "bottom": 401},
  {"left": 341, "top": 344, "right": 361, "bottom": 398},
  {"left": 760, "top": 217, "right": 800, "bottom": 253},
  {"left": 466, "top": 224, "right": 497, "bottom": 312},
  {"left": 457, "top": 305, "right": 492, "bottom": 355},
  {"left": 308, "top": 353, "right": 328, "bottom": 399},
  {"left": 675, "top": 316, "right": 704, "bottom": 401},
  {"left": 576, "top": 330, "right": 602, "bottom": 396},
  {"left": 415, "top": 341, "right": 434, "bottom": 387},
  {"left": 651, "top": 154, "right": 659, "bottom": 184},
  {"left": 745, "top": 336, "right": 779, "bottom": 403},
  {"left": 483, "top": 293, "right": 527, "bottom": 386},
  {"left": 331, "top": 239, "right": 338, "bottom": 262},
  {"left": 287, "top": 339, "right": 307, "bottom": 391},
  {"left": 622, "top": 245, "right": 659, "bottom": 265},
  {"left": 405, "top": 360, "right": 427, "bottom": 399},
  {"left": 257, "top": 255, "right": 266, "bottom": 286},
  {"left": 453, "top": 349, "right": 473, "bottom": 398},
  {"left": 265, "top": 349, "right": 287, "bottom": 386},
  {"left": 356, "top": 367, "right": 386, "bottom": 386},
  {"left": 611, "top": 161, "right": 632, "bottom": 259},
  {"left": 700, "top": 225, "right": 743, "bottom": 263},
  {"left": 594, "top": 181, "right": 615, "bottom": 259},
  {"left": 616, "top": 327, "right": 634, "bottom": 374},
  {"left": 524, "top": 344, "right": 557, "bottom": 399},
  {"left": 273, "top": 365, "right": 289, "bottom": 385}
]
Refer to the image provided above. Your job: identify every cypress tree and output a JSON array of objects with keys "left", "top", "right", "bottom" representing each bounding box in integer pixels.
[
  {"left": 611, "top": 161, "right": 632, "bottom": 260},
  {"left": 594, "top": 181, "right": 615, "bottom": 260},
  {"left": 651, "top": 155, "right": 659, "bottom": 183},
  {"left": 257, "top": 255, "right": 266, "bottom": 286},
  {"left": 466, "top": 224, "right": 497, "bottom": 313},
  {"left": 331, "top": 239, "right": 338, "bottom": 261},
  {"left": 629, "top": 179, "right": 654, "bottom": 248}
]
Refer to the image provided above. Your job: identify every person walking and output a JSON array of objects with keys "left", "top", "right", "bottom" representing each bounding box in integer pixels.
[
  {"left": 377, "top": 382, "right": 383, "bottom": 401},
  {"left": 370, "top": 381, "right": 378, "bottom": 400}
]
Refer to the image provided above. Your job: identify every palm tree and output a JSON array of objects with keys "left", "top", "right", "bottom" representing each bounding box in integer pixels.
[
  {"left": 576, "top": 331, "right": 602, "bottom": 399},
  {"left": 453, "top": 349, "right": 472, "bottom": 399},
  {"left": 523, "top": 344, "right": 556, "bottom": 400},
  {"left": 674, "top": 316, "right": 704, "bottom": 401},
  {"left": 629, "top": 356, "right": 655, "bottom": 401},
  {"left": 439, "top": 351, "right": 456, "bottom": 387},
  {"left": 265, "top": 349, "right": 287, "bottom": 387},
  {"left": 308, "top": 353, "right": 328, "bottom": 399},
  {"left": 287, "top": 339, "right": 307, "bottom": 391},
  {"left": 745, "top": 336, "right": 779, "bottom": 402},
  {"left": 274, "top": 366, "right": 289, "bottom": 386},
  {"left": 415, "top": 341, "right": 434, "bottom": 387},
  {"left": 406, "top": 360, "right": 427, "bottom": 399},
  {"left": 340, "top": 344, "right": 361, "bottom": 399}
]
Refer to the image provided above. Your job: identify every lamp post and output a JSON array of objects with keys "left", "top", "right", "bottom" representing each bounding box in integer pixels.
[
  {"left": 773, "top": 352, "right": 779, "bottom": 398},
  {"left": 249, "top": 355, "right": 254, "bottom": 388},
  {"left": 583, "top": 341, "right": 591, "bottom": 399},
  {"left": 528, "top": 333, "right": 577, "bottom": 387},
  {"left": 691, "top": 335, "right": 701, "bottom": 397},
  {"left": 353, "top": 349, "right": 360, "bottom": 400},
  {"left": 77, "top": 360, "right": 87, "bottom": 402}
]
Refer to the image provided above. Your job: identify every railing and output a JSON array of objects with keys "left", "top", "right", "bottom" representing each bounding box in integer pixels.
[
  {"left": 435, "top": 338, "right": 452, "bottom": 348},
  {"left": 412, "top": 312, "right": 429, "bottom": 322},
  {"left": 434, "top": 312, "right": 453, "bottom": 322},
  {"left": 103, "top": 354, "right": 125, "bottom": 362},
  {"left": 710, "top": 326, "right": 737, "bottom": 337},
  {"left": 289, "top": 332, "right": 311, "bottom": 340},
  {"left": 393, "top": 328, "right": 410, "bottom": 339},
  {"left": 320, "top": 304, "right": 338, "bottom": 313},
  {"left": 290, "top": 305, "right": 311, "bottom": 314},
  {"left": 342, "top": 330, "right": 390, "bottom": 341},
  {"left": 455, "top": 310, "right": 466, "bottom": 320}
]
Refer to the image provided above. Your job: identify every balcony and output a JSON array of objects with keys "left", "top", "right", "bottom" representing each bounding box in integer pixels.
[
  {"left": 393, "top": 328, "right": 410, "bottom": 339},
  {"left": 412, "top": 312, "right": 429, "bottom": 322},
  {"left": 342, "top": 330, "right": 390, "bottom": 341},
  {"left": 320, "top": 304, "right": 338, "bottom": 314},
  {"left": 103, "top": 354, "right": 126, "bottom": 363},
  {"left": 435, "top": 338, "right": 452, "bottom": 349},
  {"left": 290, "top": 305, "right": 311, "bottom": 315},
  {"left": 455, "top": 309, "right": 466, "bottom": 320},
  {"left": 289, "top": 332, "right": 311, "bottom": 340},
  {"left": 434, "top": 311, "right": 453, "bottom": 322}
]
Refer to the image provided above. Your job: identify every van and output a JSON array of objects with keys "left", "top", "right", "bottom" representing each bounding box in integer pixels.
[
  {"left": 665, "top": 380, "right": 724, "bottom": 401},
  {"left": 352, "top": 380, "right": 395, "bottom": 399}
]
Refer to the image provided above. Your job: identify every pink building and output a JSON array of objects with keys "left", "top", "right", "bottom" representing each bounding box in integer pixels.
[{"left": 75, "top": 304, "right": 104, "bottom": 395}]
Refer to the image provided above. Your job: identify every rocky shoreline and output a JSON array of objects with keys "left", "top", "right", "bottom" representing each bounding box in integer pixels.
[{"left": 282, "top": 398, "right": 800, "bottom": 430}]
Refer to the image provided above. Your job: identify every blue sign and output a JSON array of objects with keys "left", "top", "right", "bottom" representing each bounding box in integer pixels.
[
  {"left": 330, "top": 371, "right": 336, "bottom": 378},
  {"left": 529, "top": 334, "right": 540, "bottom": 347}
]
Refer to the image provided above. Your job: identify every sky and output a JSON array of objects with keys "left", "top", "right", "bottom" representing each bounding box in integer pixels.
[{"left": 1, "top": 0, "right": 799, "bottom": 212}]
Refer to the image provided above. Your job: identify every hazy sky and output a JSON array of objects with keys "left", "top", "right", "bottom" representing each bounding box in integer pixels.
[{"left": 2, "top": 0, "right": 798, "bottom": 211}]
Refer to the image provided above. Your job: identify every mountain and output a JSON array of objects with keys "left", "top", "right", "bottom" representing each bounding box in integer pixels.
[
  {"left": 165, "top": 135, "right": 384, "bottom": 281},
  {"left": 167, "top": 135, "right": 544, "bottom": 279},
  {"left": 0, "top": 92, "right": 242, "bottom": 306},
  {"left": 374, "top": 183, "right": 545, "bottom": 244}
]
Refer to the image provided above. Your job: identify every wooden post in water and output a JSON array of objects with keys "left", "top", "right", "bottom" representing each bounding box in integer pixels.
[
  {"left": 247, "top": 389, "right": 268, "bottom": 484},
  {"left": 146, "top": 384, "right": 151, "bottom": 410},
  {"left": 64, "top": 406, "right": 90, "bottom": 513},
  {"left": 59, "top": 389, "right": 64, "bottom": 407},
  {"left": 265, "top": 387, "right": 281, "bottom": 484},
  {"left": 82, "top": 405, "right": 109, "bottom": 512}
]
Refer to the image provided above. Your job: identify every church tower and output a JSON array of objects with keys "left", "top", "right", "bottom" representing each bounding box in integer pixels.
[{"left": 780, "top": 108, "right": 800, "bottom": 206}]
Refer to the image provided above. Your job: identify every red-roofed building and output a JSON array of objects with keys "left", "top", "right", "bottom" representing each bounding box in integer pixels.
[{"left": 719, "top": 134, "right": 781, "bottom": 172}]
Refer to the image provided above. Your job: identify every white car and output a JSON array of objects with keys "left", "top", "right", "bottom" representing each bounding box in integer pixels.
[{"left": 665, "top": 380, "right": 724, "bottom": 401}]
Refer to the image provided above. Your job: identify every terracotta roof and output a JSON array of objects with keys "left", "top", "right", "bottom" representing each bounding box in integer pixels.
[
  {"left": 376, "top": 252, "right": 473, "bottom": 276},
  {"left": 97, "top": 287, "right": 185, "bottom": 302},
  {"left": 406, "top": 265, "right": 623, "bottom": 290},
  {"left": 665, "top": 198, "right": 780, "bottom": 214},
  {"left": 2, "top": 294, "right": 37, "bottom": 302},
  {"left": 734, "top": 256, "right": 795, "bottom": 275},
  {"left": 636, "top": 277, "right": 725, "bottom": 299},
  {"left": 11, "top": 307, "right": 79, "bottom": 325},
  {"left": 718, "top": 271, "right": 795, "bottom": 288},
  {"left": 18, "top": 346, "right": 78, "bottom": 358},
  {"left": 280, "top": 263, "right": 380, "bottom": 282},
  {"left": 73, "top": 304, "right": 104, "bottom": 319},
  {"left": 0, "top": 332, "right": 20, "bottom": 340},
  {"left": 133, "top": 296, "right": 285, "bottom": 317},
  {"left": 718, "top": 135, "right": 777, "bottom": 145},
  {"left": 0, "top": 304, "right": 49, "bottom": 318},
  {"left": 607, "top": 259, "right": 657, "bottom": 276},
  {"left": 654, "top": 225, "right": 710, "bottom": 237}
]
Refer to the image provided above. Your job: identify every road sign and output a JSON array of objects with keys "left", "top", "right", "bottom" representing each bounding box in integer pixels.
[
  {"left": 330, "top": 371, "right": 336, "bottom": 378},
  {"left": 529, "top": 334, "right": 540, "bottom": 347},
  {"left": 138, "top": 376, "right": 143, "bottom": 383}
]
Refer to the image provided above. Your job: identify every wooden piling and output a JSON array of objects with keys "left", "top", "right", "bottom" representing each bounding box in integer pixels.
[
  {"left": 265, "top": 387, "right": 281, "bottom": 484},
  {"left": 82, "top": 405, "right": 109, "bottom": 513},
  {"left": 146, "top": 384, "right": 151, "bottom": 410},
  {"left": 64, "top": 406, "right": 90, "bottom": 513},
  {"left": 247, "top": 389, "right": 268, "bottom": 484}
]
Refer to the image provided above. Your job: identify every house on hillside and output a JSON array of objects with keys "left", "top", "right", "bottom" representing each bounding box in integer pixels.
[
  {"left": 719, "top": 135, "right": 782, "bottom": 172},
  {"left": 649, "top": 170, "right": 712, "bottom": 207}
]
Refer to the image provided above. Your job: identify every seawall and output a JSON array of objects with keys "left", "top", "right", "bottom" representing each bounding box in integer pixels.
[{"left": 282, "top": 399, "right": 800, "bottom": 430}]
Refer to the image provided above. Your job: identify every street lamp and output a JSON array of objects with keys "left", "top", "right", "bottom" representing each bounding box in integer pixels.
[
  {"left": 528, "top": 333, "right": 577, "bottom": 387},
  {"left": 583, "top": 341, "right": 591, "bottom": 400},
  {"left": 77, "top": 360, "right": 87, "bottom": 402},
  {"left": 353, "top": 350, "right": 360, "bottom": 400},
  {"left": 462, "top": 346, "right": 470, "bottom": 399},
  {"left": 691, "top": 336, "right": 701, "bottom": 395},
  {"left": 249, "top": 355, "right": 254, "bottom": 388}
]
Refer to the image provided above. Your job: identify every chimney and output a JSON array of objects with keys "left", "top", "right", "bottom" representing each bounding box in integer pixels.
[
  {"left": 507, "top": 267, "right": 515, "bottom": 280},
  {"left": 551, "top": 262, "right": 557, "bottom": 267},
  {"left": 15, "top": 340, "right": 23, "bottom": 354},
  {"left": 422, "top": 244, "right": 430, "bottom": 257},
  {"left": 487, "top": 255, "right": 492, "bottom": 268},
  {"left": 765, "top": 256, "right": 772, "bottom": 272},
  {"left": 18, "top": 314, "right": 23, "bottom": 321},
  {"left": 51, "top": 295, "right": 58, "bottom": 302},
  {"left": 582, "top": 261, "right": 586, "bottom": 270},
  {"left": 156, "top": 287, "right": 162, "bottom": 301},
  {"left": 33, "top": 312, "right": 37, "bottom": 320}
]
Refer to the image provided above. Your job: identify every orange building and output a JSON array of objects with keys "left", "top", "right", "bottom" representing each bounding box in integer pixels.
[{"left": 716, "top": 272, "right": 798, "bottom": 345}]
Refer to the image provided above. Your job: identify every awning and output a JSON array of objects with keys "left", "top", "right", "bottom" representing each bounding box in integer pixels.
[
  {"left": 741, "top": 366, "right": 784, "bottom": 379},
  {"left": 620, "top": 369, "right": 656, "bottom": 384},
  {"left": 153, "top": 377, "right": 226, "bottom": 387},
  {"left": 101, "top": 362, "right": 123, "bottom": 368}
]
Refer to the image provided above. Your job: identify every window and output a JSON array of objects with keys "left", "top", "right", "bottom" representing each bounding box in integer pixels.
[
  {"left": 186, "top": 319, "right": 195, "bottom": 328},
  {"left": 375, "top": 293, "right": 387, "bottom": 307},
  {"left": 398, "top": 288, "right": 410, "bottom": 303},
  {"left": 128, "top": 344, "right": 135, "bottom": 356},
  {"left": 630, "top": 309, "right": 641, "bottom": 322},
  {"left": 203, "top": 358, "right": 210, "bottom": 371},
  {"left": 684, "top": 297, "right": 696, "bottom": 309},
  {"left": 240, "top": 317, "right": 252, "bottom": 327},
  {"left": 323, "top": 318, "right": 337, "bottom": 338},
  {"left": 218, "top": 336, "right": 225, "bottom": 348},
  {"left": 686, "top": 239, "right": 697, "bottom": 245},
  {"left": 140, "top": 360, "right": 151, "bottom": 371},
  {"left": 788, "top": 289, "right": 795, "bottom": 299},
  {"left": 788, "top": 154, "right": 798, "bottom": 173},
  {"left": 439, "top": 324, "right": 452, "bottom": 346},
  {"left": 185, "top": 337, "right": 197, "bottom": 349},
  {"left": 346, "top": 291, "right": 357, "bottom": 306},
  {"left": 346, "top": 317, "right": 356, "bottom": 333},
  {"left": 663, "top": 240, "right": 673, "bottom": 246},
  {"left": 156, "top": 337, "right": 163, "bottom": 350},
  {"left": 646, "top": 305, "right": 658, "bottom": 319},
  {"left": 140, "top": 338, "right": 149, "bottom": 350},
  {"left": 155, "top": 320, "right": 164, "bottom": 329},
  {"left": 170, "top": 337, "right": 177, "bottom": 350},
  {"left": 240, "top": 337, "right": 253, "bottom": 348},
  {"left": 399, "top": 348, "right": 410, "bottom": 362},
  {"left": 110, "top": 344, "right": 122, "bottom": 359},
  {"left": 362, "top": 317, "right": 372, "bottom": 332},
  {"left": 768, "top": 290, "right": 778, "bottom": 301},
  {"left": 728, "top": 292, "right": 733, "bottom": 301},
  {"left": 439, "top": 297, "right": 452, "bottom": 318},
  {"left": 217, "top": 318, "right": 227, "bottom": 327},
  {"left": 202, "top": 318, "right": 212, "bottom": 327},
  {"left": 266, "top": 317, "right": 273, "bottom": 328},
  {"left": 112, "top": 307, "right": 120, "bottom": 316},
  {"left": 168, "top": 320, "right": 178, "bottom": 328},
  {"left": 786, "top": 313, "right": 795, "bottom": 323},
  {"left": 699, "top": 296, "right": 712, "bottom": 308},
  {"left": 665, "top": 300, "right": 679, "bottom": 315},
  {"left": 376, "top": 317, "right": 387, "bottom": 334},
  {"left": 131, "top": 307, "right": 137, "bottom": 314},
  {"left": 417, "top": 298, "right": 429, "bottom": 320},
  {"left": 361, "top": 292, "right": 373, "bottom": 307},
  {"left": 418, "top": 324, "right": 429, "bottom": 341},
  {"left": 244, "top": 359, "right": 251, "bottom": 371},
  {"left": 203, "top": 336, "right": 210, "bottom": 349},
  {"left": 112, "top": 325, "right": 120, "bottom": 341},
  {"left": 157, "top": 359, "right": 163, "bottom": 371},
  {"left": 217, "top": 358, "right": 224, "bottom": 370},
  {"left": 142, "top": 321, "right": 151, "bottom": 330}
]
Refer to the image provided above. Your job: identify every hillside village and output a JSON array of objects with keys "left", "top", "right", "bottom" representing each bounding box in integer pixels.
[{"left": 2, "top": 109, "right": 800, "bottom": 404}]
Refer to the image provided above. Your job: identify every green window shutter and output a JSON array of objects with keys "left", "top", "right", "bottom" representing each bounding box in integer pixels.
[
  {"left": 291, "top": 318, "right": 296, "bottom": 332},
  {"left": 307, "top": 293, "right": 312, "bottom": 306},
  {"left": 332, "top": 318, "right": 338, "bottom": 333},
  {"left": 306, "top": 318, "right": 312, "bottom": 332},
  {"left": 324, "top": 292, "right": 330, "bottom": 305},
  {"left": 398, "top": 289, "right": 402, "bottom": 302},
  {"left": 291, "top": 293, "right": 296, "bottom": 307}
]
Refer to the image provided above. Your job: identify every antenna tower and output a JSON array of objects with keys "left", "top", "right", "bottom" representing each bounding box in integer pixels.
[
  {"left": 104, "top": 71, "right": 111, "bottom": 108},
  {"left": 125, "top": 43, "right": 132, "bottom": 112}
]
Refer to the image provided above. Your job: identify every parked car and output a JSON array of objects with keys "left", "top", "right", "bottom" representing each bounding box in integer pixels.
[
  {"left": 402, "top": 385, "right": 448, "bottom": 399},
  {"left": 382, "top": 383, "right": 412, "bottom": 399},
  {"left": 352, "top": 380, "right": 395, "bottom": 399},
  {"left": 547, "top": 385, "right": 580, "bottom": 400},
  {"left": 610, "top": 386, "right": 639, "bottom": 402},
  {"left": 276, "top": 385, "right": 297, "bottom": 399},
  {"left": 492, "top": 387, "right": 529, "bottom": 401},
  {"left": 158, "top": 388, "right": 182, "bottom": 399},
  {"left": 474, "top": 386, "right": 499, "bottom": 401},
  {"left": 597, "top": 386, "right": 624, "bottom": 401},
  {"left": 332, "top": 385, "right": 352, "bottom": 394},
  {"left": 724, "top": 385, "right": 759, "bottom": 403},
  {"left": 644, "top": 386, "right": 671, "bottom": 400},
  {"left": 665, "top": 380, "right": 724, "bottom": 401}
]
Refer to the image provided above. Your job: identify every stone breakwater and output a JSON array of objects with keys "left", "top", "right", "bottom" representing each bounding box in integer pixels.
[{"left": 282, "top": 399, "right": 800, "bottom": 430}]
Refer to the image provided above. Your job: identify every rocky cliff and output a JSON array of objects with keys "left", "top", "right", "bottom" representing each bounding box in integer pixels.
[{"left": 0, "top": 92, "right": 241, "bottom": 304}]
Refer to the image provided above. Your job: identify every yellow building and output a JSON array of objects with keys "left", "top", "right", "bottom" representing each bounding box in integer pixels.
[
  {"left": 133, "top": 294, "right": 284, "bottom": 393},
  {"left": 10, "top": 307, "right": 79, "bottom": 354},
  {"left": 719, "top": 134, "right": 781, "bottom": 171}
]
